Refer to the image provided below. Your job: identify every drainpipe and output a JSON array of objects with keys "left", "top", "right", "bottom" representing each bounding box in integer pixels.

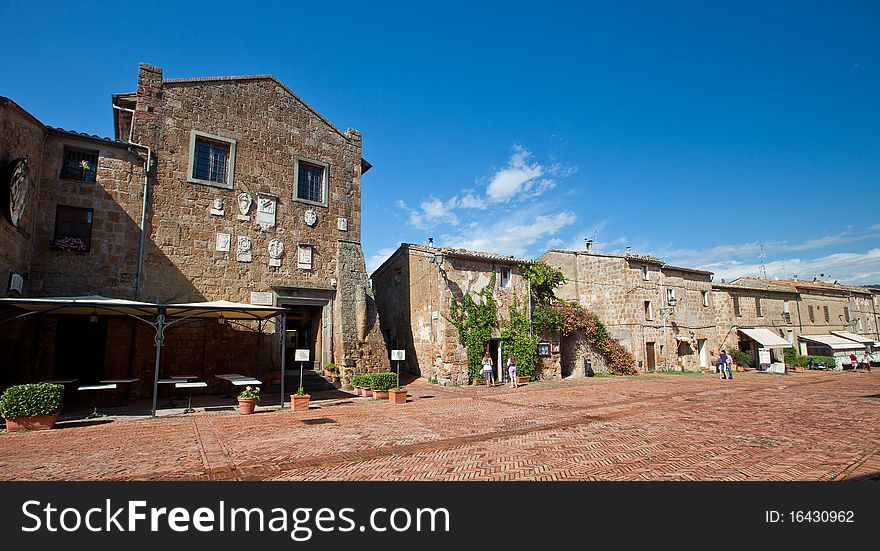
[{"left": 112, "top": 104, "right": 151, "bottom": 300}]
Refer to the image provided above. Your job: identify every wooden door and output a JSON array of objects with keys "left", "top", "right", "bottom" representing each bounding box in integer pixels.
[{"left": 645, "top": 342, "right": 656, "bottom": 371}]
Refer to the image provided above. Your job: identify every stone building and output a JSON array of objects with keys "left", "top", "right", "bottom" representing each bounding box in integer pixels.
[
  {"left": 371, "top": 243, "right": 560, "bottom": 385},
  {"left": 539, "top": 244, "right": 716, "bottom": 372},
  {"left": 0, "top": 63, "right": 388, "bottom": 394},
  {"left": 712, "top": 278, "right": 800, "bottom": 367}
]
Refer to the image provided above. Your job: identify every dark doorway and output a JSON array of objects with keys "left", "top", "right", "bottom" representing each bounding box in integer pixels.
[
  {"left": 54, "top": 316, "right": 108, "bottom": 383},
  {"left": 488, "top": 338, "right": 503, "bottom": 382},
  {"left": 284, "top": 305, "right": 323, "bottom": 371},
  {"left": 645, "top": 341, "right": 656, "bottom": 372}
]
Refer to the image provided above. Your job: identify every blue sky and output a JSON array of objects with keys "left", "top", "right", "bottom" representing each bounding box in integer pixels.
[{"left": 3, "top": 1, "right": 878, "bottom": 283}]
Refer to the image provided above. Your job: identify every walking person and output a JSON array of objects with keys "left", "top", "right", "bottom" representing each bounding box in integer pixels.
[
  {"left": 718, "top": 350, "right": 728, "bottom": 379},
  {"left": 481, "top": 352, "right": 494, "bottom": 386},
  {"left": 725, "top": 350, "right": 734, "bottom": 379},
  {"left": 861, "top": 352, "right": 871, "bottom": 372},
  {"left": 507, "top": 352, "right": 518, "bottom": 388}
]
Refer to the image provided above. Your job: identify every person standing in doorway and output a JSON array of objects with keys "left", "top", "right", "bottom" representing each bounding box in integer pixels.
[
  {"left": 481, "top": 353, "right": 494, "bottom": 386},
  {"left": 507, "top": 352, "right": 518, "bottom": 388}
]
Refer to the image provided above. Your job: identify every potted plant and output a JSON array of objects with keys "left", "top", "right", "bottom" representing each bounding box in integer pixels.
[
  {"left": 323, "top": 362, "right": 340, "bottom": 383},
  {"left": 291, "top": 387, "right": 311, "bottom": 411},
  {"left": 388, "top": 371, "right": 407, "bottom": 405},
  {"left": 237, "top": 386, "right": 260, "bottom": 414},
  {"left": 370, "top": 372, "right": 397, "bottom": 400},
  {"left": 352, "top": 374, "right": 370, "bottom": 397},
  {"left": 1, "top": 383, "right": 65, "bottom": 431}
]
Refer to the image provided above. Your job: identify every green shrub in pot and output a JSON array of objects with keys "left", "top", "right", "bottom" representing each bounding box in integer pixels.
[{"left": 0, "top": 383, "right": 65, "bottom": 420}]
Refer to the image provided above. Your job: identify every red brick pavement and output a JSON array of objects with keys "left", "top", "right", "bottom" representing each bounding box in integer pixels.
[{"left": 1, "top": 370, "right": 877, "bottom": 481}]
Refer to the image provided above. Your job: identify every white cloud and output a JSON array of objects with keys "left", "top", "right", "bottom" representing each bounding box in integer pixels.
[
  {"left": 486, "top": 145, "right": 553, "bottom": 203},
  {"left": 459, "top": 191, "right": 487, "bottom": 210},
  {"left": 399, "top": 196, "right": 461, "bottom": 229},
  {"left": 706, "top": 248, "right": 880, "bottom": 286},
  {"left": 367, "top": 247, "right": 397, "bottom": 274},
  {"left": 441, "top": 211, "right": 578, "bottom": 258}
]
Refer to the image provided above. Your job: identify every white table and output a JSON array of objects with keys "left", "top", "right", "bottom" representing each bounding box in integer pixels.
[
  {"left": 40, "top": 379, "right": 78, "bottom": 385},
  {"left": 216, "top": 374, "right": 262, "bottom": 399},
  {"left": 78, "top": 383, "right": 117, "bottom": 418},
  {"left": 175, "top": 381, "right": 207, "bottom": 413},
  {"left": 157, "top": 378, "right": 194, "bottom": 407}
]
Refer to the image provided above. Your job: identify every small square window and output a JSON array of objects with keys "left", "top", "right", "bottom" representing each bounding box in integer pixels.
[
  {"left": 60, "top": 148, "right": 98, "bottom": 182},
  {"left": 188, "top": 131, "right": 236, "bottom": 189},
  {"left": 499, "top": 267, "right": 511, "bottom": 288},
  {"left": 295, "top": 159, "right": 328, "bottom": 205},
  {"left": 52, "top": 205, "right": 92, "bottom": 252}
]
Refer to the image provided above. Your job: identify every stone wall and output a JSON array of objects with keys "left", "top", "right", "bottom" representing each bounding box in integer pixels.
[{"left": 712, "top": 286, "right": 799, "bottom": 356}]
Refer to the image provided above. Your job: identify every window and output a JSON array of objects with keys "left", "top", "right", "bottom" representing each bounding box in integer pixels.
[
  {"left": 641, "top": 266, "right": 649, "bottom": 280},
  {"left": 808, "top": 305, "right": 815, "bottom": 323},
  {"left": 499, "top": 267, "right": 511, "bottom": 288},
  {"left": 60, "top": 148, "right": 98, "bottom": 182},
  {"left": 644, "top": 301, "right": 653, "bottom": 321},
  {"left": 295, "top": 159, "right": 328, "bottom": 205},
  {"left": 733, "top": 296, "right": 741, "bottom": 317},
  {"left": 188, "top": 131, "right": 236, "bottom": 189},
  {"left": 666, "top": 288, "right": 676, "bottom": 305},
  {"left": 52, "top": 205, "right": 93, "bottom": 252},
  {"left": 755, "top": 297, "right": 763, "bottom": 317},
  {"left": 701, "top": 291, "right": 709, "bottom": 307},
  {"left": 844, "top": 307, "right": 850, "bottom": 322},
  {"left": 824, "top": 305, "right": 830, "bottom": 323}
]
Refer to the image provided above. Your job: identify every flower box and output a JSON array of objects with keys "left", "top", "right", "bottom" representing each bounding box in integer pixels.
[
  {"left": 388, "top": 388, "right": 407, "bottom": 404},
  {"left": 291, "top": 393, "right": 311, "bottom": 411}
]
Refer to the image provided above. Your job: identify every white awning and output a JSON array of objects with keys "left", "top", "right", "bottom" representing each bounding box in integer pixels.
[
  {"left": 737, "top": 328, "right": 792, "bottom": 349},
  {"left": 798, "top": 334, "right": 866, "bottom": 350},
  {"left": 830, "top": 330, "right": 875, "bottom": 345},
  {"left": 165, "top": 300, "right": 284, "bottom": 320},
  {"left": 0, "top": 295, "right": 161, "bottom": 317}
]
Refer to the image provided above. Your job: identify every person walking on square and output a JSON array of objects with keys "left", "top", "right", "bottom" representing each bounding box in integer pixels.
[
  {"left": 507, "top": 352, "right": 518, "bottom": 388},
  {"left": 481, "top": 352, "right": 494, "bottom": 386},
  {"left": 718, "top": 350, "right": 728, "bottom": 379},
  {"left": 862, "top": 352, "right": 871, "bottom": 372},
  {"left": 725, "top": 350, "right": 734, "bottom": 379}
]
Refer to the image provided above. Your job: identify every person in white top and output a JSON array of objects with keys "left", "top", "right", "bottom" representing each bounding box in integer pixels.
[{"left": 480, "top": 353, "right": 494, "bottom": 386}]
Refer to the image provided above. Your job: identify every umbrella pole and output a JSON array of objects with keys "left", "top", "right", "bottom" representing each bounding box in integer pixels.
[
  {"left": 151, "top": 311, "right": 166, "bottom": 417},
  {"left": 279, "top": 313, "right": 286, "bottom": 409}
]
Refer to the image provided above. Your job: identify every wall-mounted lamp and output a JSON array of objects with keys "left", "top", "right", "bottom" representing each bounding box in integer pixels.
[
  {"left": 218, "top": 313, "right": 226, "bottom": 325},
  {"left": 429, "top": 252, "right": 444, "bottom": 266},
  {"left": 667, "top": 296, "right": 677, "bottom": 308},
  {"left": 89, "top": 311, "right": 99, "bottom": 323}
]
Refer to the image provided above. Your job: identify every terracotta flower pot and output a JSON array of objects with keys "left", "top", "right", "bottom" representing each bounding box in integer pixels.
[
  {"left": 516, "top": 376, "right": 530, "bottom": 384},
  {"left": 372, "top": 389, "right": 389, "bottom": 399},
  {"left": 388, "top": 387, "right": 407, "bottom": 404},
  {"left": 363, "top": 388, "right": 373, "bottom": 397},
  {"left": 237, "top": 397, "right": 257, "bottom": 415},
  {"left": 3, "top": 412, "right": 60, "bottom": 431},
  {"left": 291, "top": 394, "right": 311, "bottom": 411}
]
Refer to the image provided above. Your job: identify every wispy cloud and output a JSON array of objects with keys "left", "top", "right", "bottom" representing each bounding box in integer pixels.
[
  {"left": 397, "top": 197, "right": 460, "bottom": 229},
  {"left": 707, "top": 248, "right": 880, "bottom": 285},
  {"left": 486, "top": 145, "right": 550, "bottom": 203},
  {"left": 367, "top": 246, "right": 397, "bottom": 274},
  {"left": 441, "top": 211, "right": 578, "bottom": 258}
]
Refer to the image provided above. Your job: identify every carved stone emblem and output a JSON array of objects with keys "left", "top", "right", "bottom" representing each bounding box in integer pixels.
[
  {"left": 3, "top": 158, "right": 29, "bottom": 228},
  {"left": 297, "top": 244, "right": 313, "bottom": 270},
  {"left": 236, "top": 235, "right": 253, "bottom": 262},
  {"left": 337, "top": 217, "right": 348, "bottom": 231},
  {"left": 236, "top": 192, "right": 252, "bottom": 220},
  {"left": 268, "top": 238, "right": 284, "bottom": 267},
  {"left": 210, "top": 198, "right": 225, "bottom": 216},
  {"left": 215, "top": 232, "right": 231, "bottom": 252},
  {"left": 304, "top": 209, "right": 317, "bottom": 227},
  {"left": 256, "top": 194, "right": 277, "bottom": 231}
]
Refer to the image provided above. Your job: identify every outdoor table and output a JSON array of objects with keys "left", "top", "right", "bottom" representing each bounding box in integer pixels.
[
  {"left": 216, "top": 374, "right": 262, "bottom": 398},
  {"left": 78, "top": 383, "right": 117, "bottom": 419},
  {"left": 157, "top": 378, "right": 192, "bottom": 407},
  {"left": 175, "top": 381, "right": 207, "bottom": 414},
  {"left": 100, "top": 378, "right": 140, "bottom": 407},
  {"left": 39, "top": 379, "right": 78, "bottom": 384}
]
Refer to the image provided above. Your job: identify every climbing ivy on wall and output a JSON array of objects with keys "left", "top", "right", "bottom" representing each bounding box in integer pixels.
[
  {"left": 553, "top": 301, "right": 638, "bottom": 375},
  {"left": 501, "top": 297, "right": 537, "bottom": 380},
  {"left": 447, "top": 273, "right": 498, "bottom": 382}
]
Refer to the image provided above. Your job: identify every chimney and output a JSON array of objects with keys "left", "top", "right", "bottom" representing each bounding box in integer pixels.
[
  {"left": 625, "top": 246, "right": 632, "bottom": 255},
  {"left": 428, "top": 237, "right": 434, "bottom": 247},
  {"left": 585, "top": 239, "right": 593, "bottom": 253}
]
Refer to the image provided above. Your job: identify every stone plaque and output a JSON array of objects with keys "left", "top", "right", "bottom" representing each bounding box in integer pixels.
[
  {"left": 304, "top": 209, "right": 317, "bottom": 227},
  {"left": 210, "top": 198, "right": 225, "bottom": 216},
  {"left": 297, "top": 244, "right": 313, "bottom": 270},
  {"left": 256, "top": 194, "right": 277, "bottom": 231},
  {"left": 337, "top": 217, "right": 348, "bottom": 231},
  {"left": 4, "top": 158, "right": 28, "bottom": 228},
  {"left": 268, "top": 238, "right": 284, "bottom": 267},
  {"left": 236, "top": 192, "right": 252, "bottom": 221},
  {"left": 236, "top": 235, "right": 253, "bottom": 262},
  {"left": 215, "top": 232, "right": 231, "bottom": 252},
  {"left": 250, "top": 291, "right": 274, "bottom": 306},
  {"left": 8, "top": 272, "right": 24, "bottom": 294}
]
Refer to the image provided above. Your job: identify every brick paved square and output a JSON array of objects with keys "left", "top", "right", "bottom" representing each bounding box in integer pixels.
[{"left": 0, "top": 371, "right": 877, "bottom": 481}]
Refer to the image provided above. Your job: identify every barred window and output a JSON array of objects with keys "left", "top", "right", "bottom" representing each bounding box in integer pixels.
[
  {"left": 824, "top": 305, "right": 830, "bottom": 322},
  {"left": 297, "top": 161, "right": 325, "bottom": 204},
  {"left": 808, "top": 305, "right": 815, "bottom": 323},
  {"left": 188, "top": 131, "right": 236, "bottom": 189},
  {"left": 52, "top": 205, "right": 93, "bottom": 252},
  {"left": 60, "top": 148, "right": 98, "bottom": 182},
  {"left": 755, "top": 297, "right": 763, "bottom": 317}
]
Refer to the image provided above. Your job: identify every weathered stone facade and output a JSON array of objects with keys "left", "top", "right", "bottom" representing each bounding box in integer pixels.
[
  {"left": 372, "top": 244, "right": 551, "bottom": 385},
  {"left": 0, "top": 63, "right": 388, "bottom": 394},
  {"left": 539, "top": 248, "right": 716, "bottom": 372}
]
